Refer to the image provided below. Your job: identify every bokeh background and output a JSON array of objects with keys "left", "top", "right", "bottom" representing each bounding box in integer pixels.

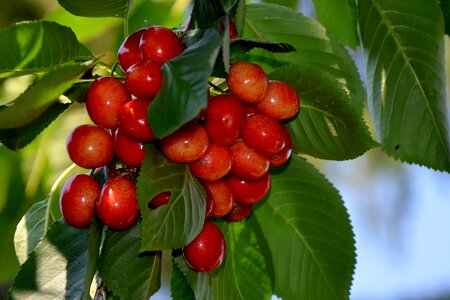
[{"left": 1, "top": 0, "right": 450, "bottom": 299}]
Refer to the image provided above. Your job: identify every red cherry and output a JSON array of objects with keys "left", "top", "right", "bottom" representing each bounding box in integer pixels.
[
  {"left": 148, "top": 191, "right": 171, "bottom": 208},
  {"left": 118, "top": 28, "right": 145, "bottom": 72},
  {"left": 140, "top": 26, "right": 184, "bottom": 64},
  {"left": 203, "top": 179, "right": 234, "bottom": 218},
  {"left": 256, "top": 80, "right": 300, "bottom": 120},
  {"left": 96, "top": 177, "right": 140, "bottom": 230},
  {"left": 220, "top": 18, "right": 238, "bottom": 39},
  {"left": 66, "top": 124, "right": 114, "bottom": 169},
  {"left": 230, "top": 140, "right": 269, "bottom": 180},
  {"left": 224, "top": 202, "right": 253, "bottom": 222},
  {"left": 242, "top": 113, "right": 285, "bottom": 156},
  {"left": 114, "top": 128, "right": 146, "bottom": 167},
  {"left": 125, "top": 60, "right": 162, "bottom": 99},
  {"left": 160, "top": 123, "right": 209, "bottom": 163},
  {"left": 228, "top": 172, "right": 270, "bottom": 205},
  {"left": 205, "top": 94, "right": 246, "bottom": 146},
  {"left": 85, "top": 77, "right": 132, "bottom": 129},
  {"left": 190, "top": 144, "right": 232, "bottom": 181},
  {"left": 227, "top": 61, "right": 268, "bottom": 103},
  {"left": 182, "top": 221, "right": 226, "bottom": 272},
  {"left": 269, "top": 125, "right": 293, "bottom": 167},
  {"left": 119, "top": 98, "right": 156, "bottom": 142},
  {"left": 60, "top": 174, "right": 101, "bottom": 228}
]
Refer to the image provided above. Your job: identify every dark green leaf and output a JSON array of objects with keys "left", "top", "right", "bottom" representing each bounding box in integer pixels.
[
  {"left": 312, "top": 0, "right": 359, "bottom": 47},
  {"left": 149, "top": 28, "right": 222, "bottom": 138},
  {"left": 0, "top": 61, "right": 94, "bottom": 129},
  {"left": 242, "top": 3, "right": 365, "bottom": 112},
  {"left": 440, "top": 0, "right": 450, "bottom": 35},
  {"left": 82, "top": 217, "right": 103, "bottom": 300},
  {"left": 261, "top": 0, "right": 298, "bottom": 9},
  {"left": 270, "top": 64, "right": 377, "bottom": 160},
  {"left": 253, "top": 155, "right": 356, "bottom": 299},
  {"left": 359, "top": 0, "right": 450, "bottom": 171},
  {"left": 191, "top": 0, "right": 227, "bottom": 29},
  {"left": 173, "top": 255, "right": 213, "bottom": 300},
  {"left": 13, "top": 200, "right": 48, "bottom": 265},
  {"left": 98, "top": 222, "right": 162, "bottom": 300},
  {"left": 0, "top": 20, "right": 93, "bottom": 78},
  {"left": 57, "top": 0, "right": 131, "bottom": 18},
  {"left": 0, "top": 102, "right": 70, "bottom": 150},
  {"left": 230, "top": 38, "right": 295, "bottom": 64},
  {"left": 171, "top": 259, "right": 196, "bottom": 300},
  {"left": 136, "top": 145, "right": 206, "bottom": 251},
  {"left": 210, "top": 221, "right": 272, "bottom": 300},
  {"left": 8, "top": 221, "right": 90, "bottom": 299}
]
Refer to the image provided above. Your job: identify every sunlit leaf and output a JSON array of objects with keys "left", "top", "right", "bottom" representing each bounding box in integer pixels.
[
  {"left": 261, "top": 0, "right": 298, "bottom": 9},
  {"left": 136, "top": 145, "right": 206, "bottom": 251},
  {"left": 253, "top": 155, "right": 356, "bottom": 299},
  {"left": 58, "top": 0, "right": 131, "bottom": 18},
  {"left": 359, "top": 0, "right": 450, "bottom": 171},
  {"left": 0, "top": 20, "right": 93, "bottom": 78},
  {"left": 98, "top": 222, "right": 162, "bottom": 299}
]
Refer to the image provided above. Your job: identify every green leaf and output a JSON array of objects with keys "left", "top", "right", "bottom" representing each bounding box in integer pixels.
[
  {"left": 13, "top": 200, "right": 48, "bottom": 265},
  {"left": 170, "top": 259, "right": 196, "bottom": 300},
  {"left": 173, "top": 255, "right": 213, "bottom": 300},
  {"left": 0, "top": 20, "right": 93, "bottom": 78},
  {"left": 210, "top": 221, "right": 272, "bottom": 300},
  {"left": 270, "top": 64, "right": 377, "bottom": 160},
  {"left": 191, "top": 0, "right": 227, "bottom": 29},
  {"left": 8, "top": 221, "right": 90, "bottom": 299},
  {"left": 242, "top": 3, "right": 365, "bottom": 112},
  {"left": 57, "top": 0, "right": 131, "bottom": 18},
  {"left": 359, "top": 0, "right": 450, "bottom": 171},
  {"left": 0, "top": 61, "right": 94, "bottom": 129},
  {"left": 312, "top": 0, "right": 359, "bottom": 48},
  {"left": 136, "top": 145, "right": 206, "bottom": 251},
  {"left": 440, "top": 0, "right": 450, "bottom": 35},
  {"left": 253, "top": 155, "right": 356, "bottom": 299},
  {"left": 82, "top": 217, "right": 103, "bottom": 300},
  {"left": 0, "top": 102, "right": 70, "bottom": 150},
  {"left": 261, "top": 0, "right": 298, "bottom": 9},
  {"left": 149, "top": 28, "right": 222, "bottom": 138},
  {"left": 98, "top": 222, "right": 162, "bottom": 300}
]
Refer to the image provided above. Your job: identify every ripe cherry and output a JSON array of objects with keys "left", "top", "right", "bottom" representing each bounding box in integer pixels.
[
  {"left": 119, "top": 98, "right": 156, "bottom": 142},
  {"left": 228, "top": 172, "right": 270, "bottom": 205},
  {"left": 60, "top": 174, "right": 101, "bottom": 228},
  {"left": 190, "top": 144, "right": 232, "bottom": 181},
  {"left": 160, "top": 122, "right": 209, "bottom": 163},
  {"left": 85, "top": 77, "right": 131, "bottom": 129},
  {"left": 148, "top": 191, "right": 171, "bottom": 208},
  {"left": 256, "top": 80, "right": 300, "bottom": 120},
  {"left": 269, "top": 125, "right": 292, "bottom": 167},
  {"left": 230, "top": 140, "right": 269, "bottom": 180},
  {"left": 118, "top": 28, "right": 145, "bottom": 72},
  {"left": 66, "top": 124, "right": 114, "bottom": 169},
  {"left": 203, "top": 179, "right": 234, "bottom": 218},
  {"left": 227, "top": 61, "right": 268, "bottom": 103},
  {"left": 125, "top": 60, "right": 162, "bottom": 99},
  {"left": 205, "top": 94, "right": 246, "bottom": 146},
  {"left": 114, "top": 128, "right": 146, "bottom": 167},
  {"left": 242, "top": 113, "right": 285, "bottom": 156},
  {"left": 182, "top": 221, "right": 226, "bottom": 272},
  {"left": 224, "top": 202, "right": 253, "bottom": 222},
  {"left": 96, "top": 177, "right": 140, "bottom": 230},
  {"left": 140, "top": 26, "right": 184, "bottom": 64}
]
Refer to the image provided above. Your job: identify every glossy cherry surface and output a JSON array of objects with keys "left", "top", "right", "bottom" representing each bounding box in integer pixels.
[
  {"left": 242, "top": 113, "right": 285, "bottom": 156},
  {"left": 256, "top": 80, "right": 300, "bottom": 120},
  {"left": 203, "top": 179, "right": 234, "bottom": 218},
  {"left": 114, "top": 128, "right": 146, "bottom": 167},
  {"left": 227, "top": 61, "right": 268, "bottom": 103},
  {"left": 148, "top": 191, "right": 171, "bottom": 208},
  {"left": 228, "top": 172, "right": 271, "bottom": 205},
  {"left": 125, "top": 60, "right": 162, "bottom": 99},
  {"left": 119, "top": 98, "right": 156, "bottom": 142},
  {"left": 230, "top": 140, "right": 269, "bottom": 180},
  {"left": 190, "top": 144, "right": 232, "bottom": 181},
  {"left": 140, "top": 26, "right": 184, "bottom": 64},
  {"left": 118, "top": 28, "right": 145, "bottom": 72}
]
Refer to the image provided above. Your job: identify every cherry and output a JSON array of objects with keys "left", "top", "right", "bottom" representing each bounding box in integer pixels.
[
  {"left": 160, "top": 122, "right": 209, "bottom": 163},
  {"left": 220, "top": 18, "right": 238, "bottom": 39},
  {"left": 256, "top": 80, "right": 300, "bottom": 120},
  {"left": 118, "top": 28, "right": 145, "bottom": 72},
  {"left": 228, "top": 172, "right": 270, "bottom": 205},
  {"left": 182, "top": 221, "right": 226, "bottom": 272},
  {"left": 59, "top": 174, "right": 101, "bottom": 228},
  {"left": 140, "top": 26, "right": 184, "bottom": 64},
  {"left": 242, "top": 113, "right": 285, "bottom": 156},
  {"left": 119, "top": 98, "right": 156, "bottom": 142},
  {"left": 230, "top": 140, "right": 269, "bottom": 180},
  {"left": 66, "top": 124, "right": 114, "bottom": 169},
  {"left": 224, "top": 202, "right": 253, "bottom": 222},
  {"left": 190, "top": 144, "right": 232, "bottom": 181},
  {"left": 227, "top": 61, "right": 268, "bottom": 103},
  {"left": 85, "top": 77, "right": 132, "bottom": 129},
  {"left": 148, "top": 191, "right": 171, "bottom": 208},
  {"left": 269, "top": 125, "right": 292, "bottom": 167},
  {"left": 205, "top": 94, "right": 246, "bottom": 146},
  {"left": 96, "top": 177, "right": 140, "bottom": 230},
  {"left": 125, "top": 60, "right": 162, "bottom": 99},
  {"left": 114, "top": 128, "right": 146, "bottom": 167},
  {"left": 202, "top": 179, "right": 234, "bottom": 218}
]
